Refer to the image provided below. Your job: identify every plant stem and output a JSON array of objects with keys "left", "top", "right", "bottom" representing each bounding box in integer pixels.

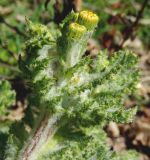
[{"left": 20, "top": 112, "right": 63, "bottom": 160}]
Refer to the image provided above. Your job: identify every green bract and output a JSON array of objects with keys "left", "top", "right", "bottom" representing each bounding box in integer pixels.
[{"left": 2, "top": 10, "right": 140, "bottom": 160}]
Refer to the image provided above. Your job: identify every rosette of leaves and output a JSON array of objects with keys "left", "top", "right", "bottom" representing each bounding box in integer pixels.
[{"left": 3, "top": 10, "right": 139, "bottom": 160}]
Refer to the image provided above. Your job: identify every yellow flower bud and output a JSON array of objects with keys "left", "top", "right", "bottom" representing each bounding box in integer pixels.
[
  {"left": 68, "top": 23, "right": 87, "bottom": 40},
  {"left": 78, "top": 10, "right": 99, "bottom": 30}
]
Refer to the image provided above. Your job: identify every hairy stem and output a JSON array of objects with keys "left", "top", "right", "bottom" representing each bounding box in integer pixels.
[{"left": 20, "top": 112, "right": 63, "bottom": 160}]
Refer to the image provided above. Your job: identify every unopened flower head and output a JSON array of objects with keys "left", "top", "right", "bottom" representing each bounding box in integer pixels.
[
  {"left": 78, "top": 10, "right": 99, "bottom": 30},
  {"left": 67, "top": 22, "right": 87, "bottom": 40}
]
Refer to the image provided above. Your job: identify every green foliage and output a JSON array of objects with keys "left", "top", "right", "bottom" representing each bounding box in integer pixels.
[
  {"left": 4, "top": 10, "right": 139, "bottom": 160},
  {"left": 0, "top": 80, "right": 16, "bottom": 133},
  {"left": 0, "top": 80, "right": 16, "bottom": 158},
  {"left": 0, "top": 133, "right": 8, "bottom": 160},
  {"left": 1, "top": 8, "right": 140, "bottom": 160},
  {"left": 0, "top": 80, "right": 16, "bottom": 116}
]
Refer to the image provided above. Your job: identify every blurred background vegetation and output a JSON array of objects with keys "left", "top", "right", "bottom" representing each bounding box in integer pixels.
[{"left": 0, "top": 0, "right": 150, "bottom": 159}]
